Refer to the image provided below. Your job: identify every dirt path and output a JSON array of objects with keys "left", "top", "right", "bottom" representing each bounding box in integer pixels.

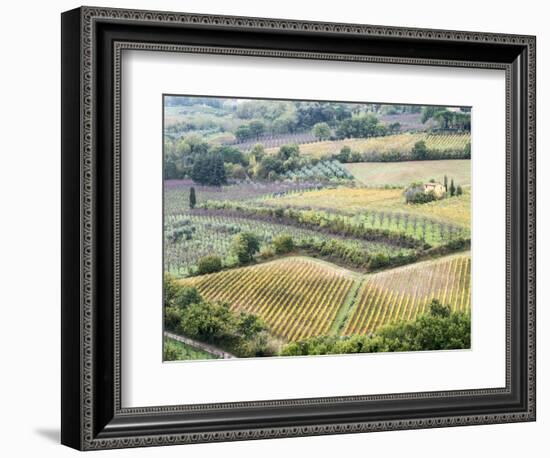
[
  {"left": 164, "top": 331, "right": 236, "bottom": 359},
  {"left": 329, "top": 278, "right": 363, "bottom": 335}
]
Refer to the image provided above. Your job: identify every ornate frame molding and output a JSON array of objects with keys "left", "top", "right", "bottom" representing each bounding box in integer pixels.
[{"left": 61, "top": 6, "right": 536, "bottom": 450}]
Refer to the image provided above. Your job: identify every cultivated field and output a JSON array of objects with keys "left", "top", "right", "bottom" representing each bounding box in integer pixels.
[
  {"left": 180, "top": 257, "right": 358, "bottom": 342},
  {"left": 179, "top": 253, "right": 471, "bottom": 342},
  {"left": 265, "top": 133, "right": 470, "bottom": 158},
  {"left": 343, "top": 253, "right": 471, "bottom": 335},
  {"left": 164, "top": 179, "right": 319, "bottom": 215},
  {"left": 261, "top": 185, "right": 471, "bottom": 228},
  {"left": 164, "top": 212, "right": 406, "bottom": 277},
  {"left": 425, "top": 134, "right": 470, "bottom": 151},
  {"left": 345, "top": 159, "right": 471, "bottom": 187},
  {"left": 261, "top": 186, "right": 401, "bottom": 211}
]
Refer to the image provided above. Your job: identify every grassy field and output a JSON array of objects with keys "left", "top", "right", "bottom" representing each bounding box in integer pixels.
[
  {"left": 343, "top": 253, "right": 471, "bottom": 336},
  {"left": 261, "top": 185, "right": 471, "bottom": 228},
  {"left": 345, "top": 159, "right": 471, "bottom": 187},
  {"left": 265, "top": 133, "right": 470, "bottom": 158},
  {"left": 180, "top": 257, "right": 358, "bottom": 342},
  {"left": 163, "top": 337, "right": 219, "bottom": 360},
  {"left": 178, "top": 253, "right": 470, "bottom": 342}
]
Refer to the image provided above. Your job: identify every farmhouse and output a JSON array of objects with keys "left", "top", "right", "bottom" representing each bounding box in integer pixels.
[{"left": 422, "top": 182, "right": 446, "bottom": 197}]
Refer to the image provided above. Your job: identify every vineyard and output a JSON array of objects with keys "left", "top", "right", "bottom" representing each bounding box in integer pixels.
[
  {"left": 178, "top": 254, "right": 471, "bottom": 343},
  {"left": 230, "top": 132, "right": 317, "bottom": 151},
  {"left": 266, "top": 133, "right": 470, "bottom": 158},
  {"left": 165, "top": 182, "right": 471, "bottom": 278},
  {"left": 164, "top": 179, "right": 322, "bottom": 215},
  {"left": 260, "top": 185, "right": 472, "bottom": 229},
  {"left": 343, "top": 254, "right": 471, "bottom": 335},
  {"left": 180, "top": 257, "right": 358, "bottom": 342},
  {"left": 425, "top": 134, "right": 470, "bottom": 150},
  {"left": 284, "top": 160, "right": 354, "bottom": 182},
  {"left": 164, "top": 212, "right": 407, "bottom": 277}
]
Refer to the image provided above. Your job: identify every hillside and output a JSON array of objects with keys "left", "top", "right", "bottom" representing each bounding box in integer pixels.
[
  {"left": 179, "top": 253, "right": 470, "bottom": 342},
  {"left": 180, "top": 257, "right": 358, "bottom": 342},
  {"left": 343, "top": 253, "right": 471, "bottom": 336}
]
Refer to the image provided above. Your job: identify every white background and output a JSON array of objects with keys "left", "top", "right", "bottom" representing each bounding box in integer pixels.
[
  {"left": 123, "top": 52, "right": 505, "bottom": 406},
  {"left": 0, "top": 0, "right": 546, "bottom": 456}
]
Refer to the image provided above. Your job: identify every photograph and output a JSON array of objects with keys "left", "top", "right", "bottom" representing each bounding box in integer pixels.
[{"left": 162, "top": 95, "right": 472, "bottom": 361}]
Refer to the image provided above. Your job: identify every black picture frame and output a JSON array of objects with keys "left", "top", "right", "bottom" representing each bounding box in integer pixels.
[{"left": 61, "top": 6, "right": 536, "bottom": 450}]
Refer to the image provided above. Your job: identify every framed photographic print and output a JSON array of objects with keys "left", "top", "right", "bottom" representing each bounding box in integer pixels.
[{"left": 61, "top": 6, "right": 536, "bottom": 450}]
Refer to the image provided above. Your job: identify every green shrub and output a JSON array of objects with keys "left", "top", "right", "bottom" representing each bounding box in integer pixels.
[
  {"left": 163, "top": 273, "right": 179, "bottom": 307},
  {"left": 412, "top": 190, "right": 437, "bottom": 204},
  {"left": 231, "top": 232, "right": 260, "bottom": 264},
  {"left": 258, "top": 245, "right": 276, "bottom": 259},
  {"left": 428, "top": 299, "right": 451, "bottom": 318},
  {"left": 336, "top": 145, "right": 351, "bottom": 162},
  {"left": 369, "top": 252, "right": 390, "bottom": 269},
  {"left": 197, "top": 255, "right": 223, "bottom": 275},
  {"left": 178, "top": 301, "right": 238, "bottom": 345},
  {"left": 404, "top": 185, "right": 438, "bottom": 204},
  {"left": 273, "top": 234, "right": 295, "bottom": 254},
  {"left": 236, "top": 331, "right": 281, "bottom": 357},
  {"left": 173, "top": 286, "right": 202, "bottom": 309},
  {"left": 164, "top": 306, "right": 185, "bottom": 332},
  {"left": 445, "top": 237, "right": 468, "bottom": 251},
  {"left": 411, "top": 140, "right": 428, "bottom": 160}
]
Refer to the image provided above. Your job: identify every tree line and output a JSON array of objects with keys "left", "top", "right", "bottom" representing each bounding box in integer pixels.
[
  {"left": 421, "top": 106, "right": 471, "bottom": 131},
  {"left": 166, "top": 136, "right": 330, "bottom": 184}
]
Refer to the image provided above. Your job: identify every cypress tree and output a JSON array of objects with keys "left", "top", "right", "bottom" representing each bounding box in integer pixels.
[
  {"left": 189, "top": 187, "right": 196, "bottom": 209},
  {"left": 449, "top": 179, "right": 456, "bottom": 197},
  {"left": 444, "top": 175, "right": 448, "bottom": 192}
]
